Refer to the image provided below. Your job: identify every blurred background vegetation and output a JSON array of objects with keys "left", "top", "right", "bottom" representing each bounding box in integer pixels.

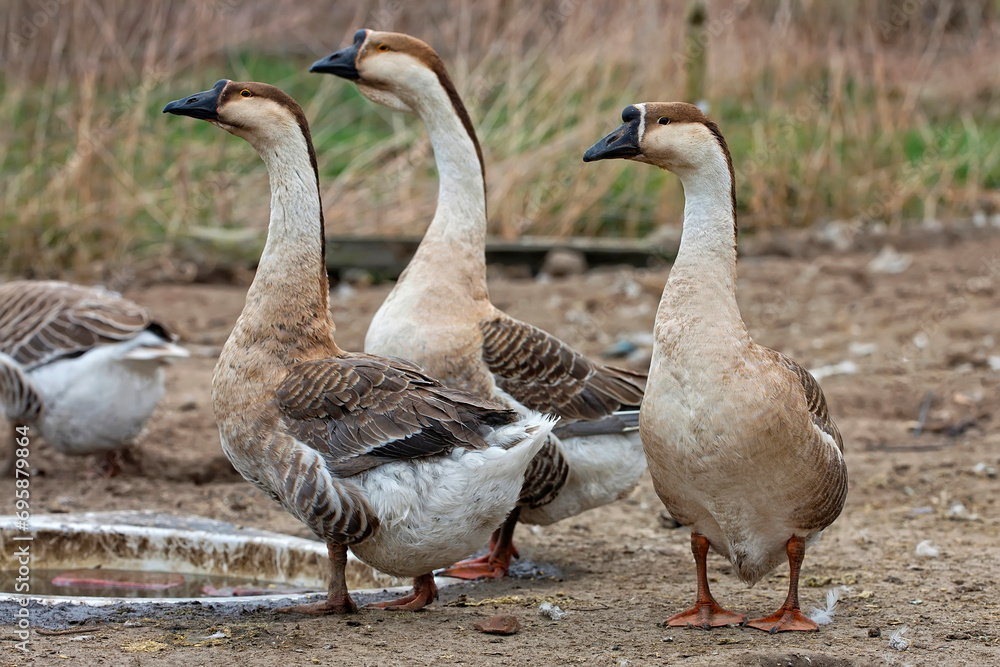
[{"left": 2, "top": 0, "right": 999, "bottom": 282}]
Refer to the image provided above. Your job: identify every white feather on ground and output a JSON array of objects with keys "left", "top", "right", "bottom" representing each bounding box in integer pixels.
[
  {"left": 888, "top": 626, "right": 910, "bottom": 650},
  {"left": 807, "top": 586, "right": 841, "bottom": 625},
  {"left": 538, "top": 601, "right": 566, "bottom": 621},
  {"left": 915, "top": 540, "right": 940, "bottom": 557}
]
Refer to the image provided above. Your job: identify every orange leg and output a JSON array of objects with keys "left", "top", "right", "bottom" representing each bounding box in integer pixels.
[
  {"left": 367, "top": 572, "right": 438, "bottom": 611},
  {"left": 667, "top": 533, "right": 745, "bottom": 629},
  {"left": 1, "top": 425, "right": 17, "bottom": 476},
  {"left": 440, "top": 507, "right": 520, "bottom": 580},
  {"left": 747, "top": 535, "right": 818, "bottom": 633},
  {"left": 277, "top": 543, "right": 357, "bottom": 615},
  {"left": 97, "top": 450, "right": 124, "bottom": 478}
]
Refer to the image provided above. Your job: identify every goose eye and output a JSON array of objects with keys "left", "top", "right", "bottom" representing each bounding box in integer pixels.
[
  {"left": 658, "top": 117, "right": 670, "bottom": 125},
  {"left": 240, "top": 89, "right": 252, "bottom": 98},
  {"left": 377, "top": 43, "right": 390, "bottom": 51}
]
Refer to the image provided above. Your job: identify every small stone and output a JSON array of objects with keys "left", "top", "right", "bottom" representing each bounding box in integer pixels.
[
  {"left": 341, "top": 268, "right": 374, "bottom": 288},
  {"left": 540, "top": 248, "right": 587, "bottom": 278},
  {"left": 848, "top": 341, "right": 878, "bottom": 357},
  {"left": 868, "top": 245, "right": 912, "bottom": 274},
  {"left": 474, "top": 614, "right": 521, "bottom": 635},
  {"left": 603, "top": 340, "right": 638, "bottom": 359},
  {"left": 868, "top": 627, "right": 881, "bottom": 638}
]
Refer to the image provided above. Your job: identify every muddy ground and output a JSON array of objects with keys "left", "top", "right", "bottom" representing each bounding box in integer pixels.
[{"left": 3, "top": 226, "right": 1000, "bottom": 666}]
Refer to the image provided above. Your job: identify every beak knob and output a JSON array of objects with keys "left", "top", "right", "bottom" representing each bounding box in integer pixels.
[
  {"left": 583, "top": 106, "right": 643, "bottom": 162},
  {"left": 310, "top": 29, "right": 367, "bottom": 80}
]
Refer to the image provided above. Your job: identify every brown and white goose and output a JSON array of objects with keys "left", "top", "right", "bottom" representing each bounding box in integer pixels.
[
  {"left": 0, "top": 281, "right": 188, "bottom": 475},
  {"left": 310, "top": 30, "right": 648, "bottom": 580},
  {"left": 163, "top": 80, "right": 553, "bottom": 613},
  {"left": 584, "top": 104, "right": 848, "bottom": 633}
]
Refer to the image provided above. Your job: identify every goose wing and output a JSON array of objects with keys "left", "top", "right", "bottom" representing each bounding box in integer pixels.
[
  {"left": 0, "top": 354, "right": 43, "bottom": 423},
  {"left": 766, "top": 349, "right": 848, "bottom": 531},
  {"left": 0, "top": 281, "right": 176, "bottom": 368},
  {"left": 769, "top": 350, "right": 844, "bottom": 453},
  {"left": 276, "top": 353, "right": 519, "bottom": 477},
  {"left": 480, "top": 316, "right": 645, "bottom": 421}
]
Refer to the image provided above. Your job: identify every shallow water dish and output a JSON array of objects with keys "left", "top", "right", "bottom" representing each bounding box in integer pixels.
[{"left": 0, "top": 512, "right": 409, "bottom": 606}]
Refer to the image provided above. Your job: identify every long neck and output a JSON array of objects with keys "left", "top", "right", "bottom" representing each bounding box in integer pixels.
[
  {"left": 665, "top": 149, "right": 742, "bottom": 327},
  {"left": 405, "top": 78, "right": 488, "bottom": 299},
  {"left": 237, "top": 125, "right": 337, "bottom": 356}
]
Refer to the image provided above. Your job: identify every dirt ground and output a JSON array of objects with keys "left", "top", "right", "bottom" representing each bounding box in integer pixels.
[{"left": 4, "top": 226, "right": 1000, "bottom": 666}]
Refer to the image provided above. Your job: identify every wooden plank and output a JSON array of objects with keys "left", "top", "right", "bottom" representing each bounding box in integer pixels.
[{"left": 324, "top": 235, "right": 675, "bottom": 278}]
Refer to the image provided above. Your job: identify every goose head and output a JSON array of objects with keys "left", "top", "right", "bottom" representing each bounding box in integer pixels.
[
  {"left": 310, "top": 29, "right": 454, "bottom": 115},
  {"left": 163, "top": 79, "right": 311, "bottom": 153},
  {"left": 583, "top": 102, "right": 733, "bottom": 179}
]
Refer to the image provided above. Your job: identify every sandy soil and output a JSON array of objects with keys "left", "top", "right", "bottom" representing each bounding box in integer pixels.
[{"left": 3, "top": 228, "right": 1000, "bottom": 666}]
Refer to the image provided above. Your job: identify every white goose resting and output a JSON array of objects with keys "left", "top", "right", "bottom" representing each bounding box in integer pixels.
[
  {"left": 584, "top": 104, "right": 848, "bottom": 632},
  {"left": 0, "top": 281, "right": 188, "bottom": 475},
  {"left": 311, "top": 29, "right": 647, "bottom": 580},
  {"left": 163, "top": 80, "right": 553, "bottom": 613}
]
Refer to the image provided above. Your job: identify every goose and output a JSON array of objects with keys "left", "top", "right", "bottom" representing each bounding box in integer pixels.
[
  {"left": 0, "top": 281, "right": 188, "bottom": 476},
  {"left": 310, "top": 30, "right": 648, "bottom": 581},
  {"left": 163, "top": 79, "right": 553, "bottom": 613},
  {"left": 583, "top": 103, "right": 848, "bottom": 632}
]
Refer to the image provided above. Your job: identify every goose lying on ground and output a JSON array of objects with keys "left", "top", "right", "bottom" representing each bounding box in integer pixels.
[
  {"left": 311, "top": 29, "right": 647, "bottom": 580},
  {"left": 584, "top": 103, "right": 848, "bottom": 633},
  {"left": 0, "top": 281, "right": 188, "bottom": 476},
  {"left": 163, "top": 79, "right": 553, "bottom": 613}
]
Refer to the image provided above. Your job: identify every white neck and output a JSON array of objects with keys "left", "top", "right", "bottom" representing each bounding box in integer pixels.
[
  {"left": 404, "top": 77, "right": 488, "bottom": 294},
  {"left": 240, "top": 126, "right": 331, "bottom": 339},
  {"left": 664, "top": 148, "right": 741, "bottom": 321}
]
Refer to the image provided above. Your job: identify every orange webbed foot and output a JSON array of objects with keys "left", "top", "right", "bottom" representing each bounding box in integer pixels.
[
  {"left": 367, "top": 574, "right": 438, "bottom": 611},
  {"left": 439, "top": 557, "right": 509, "bottom": 580},
  {"left": 440, "top": 541, "right": 517, "bottom": 580},
  {"left": 667, "top": 601, "right": 745, "bottom": 629},
  {"left": 277, "top": 593, "right": 357, "bottom": 615},
  {"left": 747, "top": 607, "right": 818, "bottom": 633}
]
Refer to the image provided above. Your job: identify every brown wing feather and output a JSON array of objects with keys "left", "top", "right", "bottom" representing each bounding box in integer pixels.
[
  {"left": 0, "top": 281, "right": 176, "bottom": 368},
  {"left": 769, "top": 351, "right": 844, "bottom": 452},
  {"left": 480, "top": 316, "right": 645, "bottom": 421},
  {"left": 766, "top": 350, "right": 848, "bottom": 531},
  {"left": 276, "top": 353, "right": 519, "bottom": 477},
  {"left": 518, "top": 437, "right": 569, "bottom": 509},
  {"left": 0, "top": 358, "right": 43, "bottom": 423}
]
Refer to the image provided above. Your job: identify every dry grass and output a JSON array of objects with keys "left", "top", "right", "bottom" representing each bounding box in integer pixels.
[{"left": 2, "top": 0, "right": 999, "bottom": 281}]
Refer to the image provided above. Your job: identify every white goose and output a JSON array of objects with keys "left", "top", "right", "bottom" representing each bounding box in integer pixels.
[
  {"left": 0, "top": 281, "right": 188, "bottom": 475},
  {"left": 163, "top": 80, "right": 553, "bottom": 613},
  {"left": 310, "top": 30, "right": 647, "bottom": 580},
  {"left": 584, "top": 104, "right": 848, "bottom": 632}
]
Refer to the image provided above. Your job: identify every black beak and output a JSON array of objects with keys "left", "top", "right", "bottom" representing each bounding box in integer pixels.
[
  {"left": 583, "top": 105, "right": 643, "bottom": 162},
  {"left": 310, "top": 29, "right": 367, "bottom": 80},
  {"left": 163, "top": 79, "right": 227, "bottom": 120}
]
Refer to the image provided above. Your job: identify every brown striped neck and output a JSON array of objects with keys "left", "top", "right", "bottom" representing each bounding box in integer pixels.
[
  {"left": 353, "top": 30, "right": 486, "bottom": 206},
  {"left": 351, "top": 32, "right": 490, "bottom": 294},
  {"left": 237, "top": 102, "right": 336, "bottom": 354},
  {"left": 425, "top": 55, "right": 486, "bottom": 202},
  {"left": 701, "top": 119, "right": 737, "bottom": 245}
]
